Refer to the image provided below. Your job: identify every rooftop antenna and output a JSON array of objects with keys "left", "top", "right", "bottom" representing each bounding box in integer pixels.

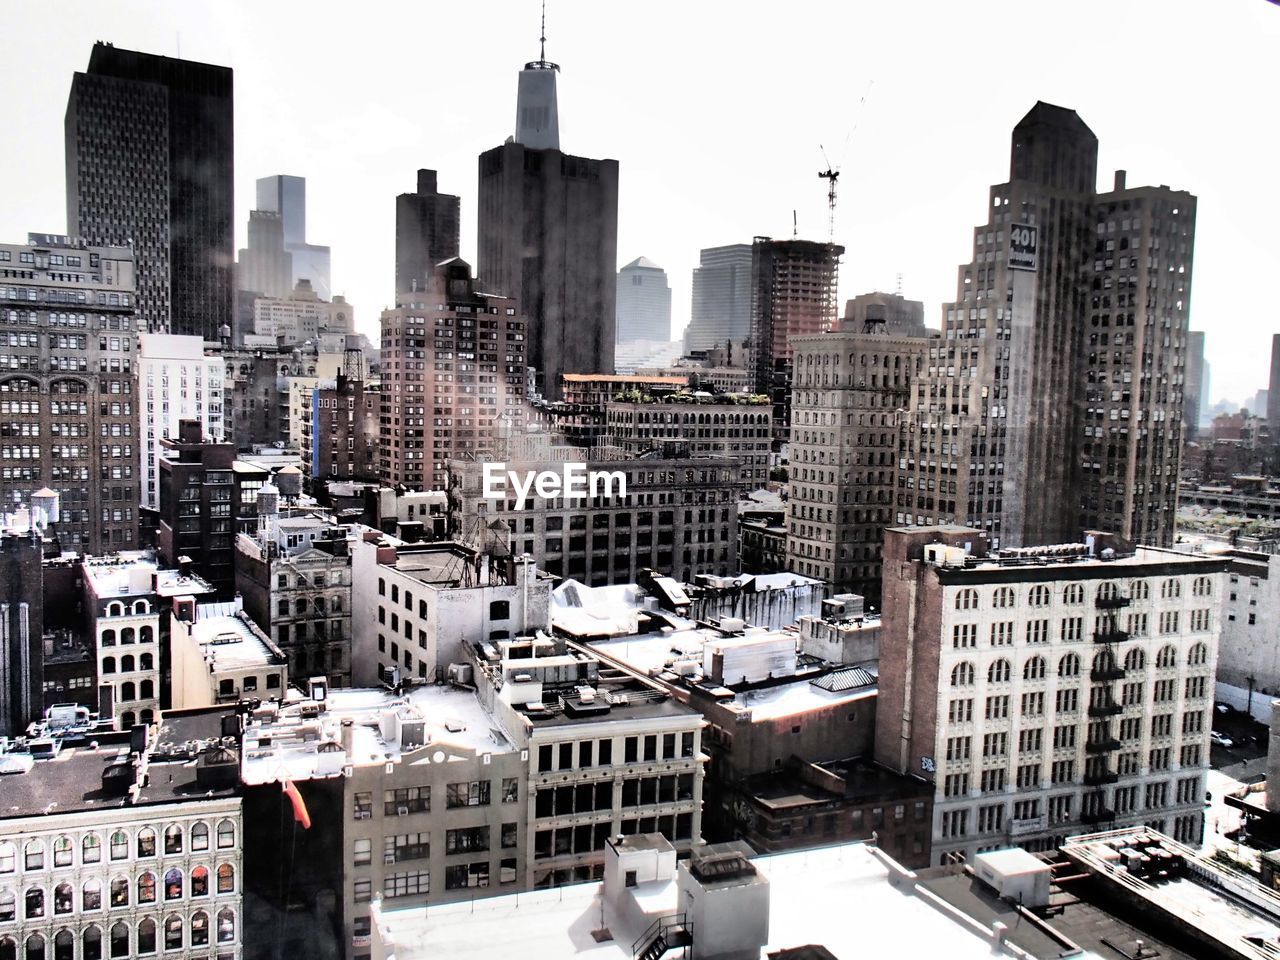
[
  {"left": 895, "top": 272, "right": 903, "bottom": 296},
  {"left": 540, "top": 0, "right": 547, "bottom": 64},
  {"left": 792, "top": 209, "right": 798, "bottom": 240}
]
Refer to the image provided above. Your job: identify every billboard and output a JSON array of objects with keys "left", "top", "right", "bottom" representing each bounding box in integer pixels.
[{"left": 1008, "top": 223, "right": 1038, "bottom": 271}]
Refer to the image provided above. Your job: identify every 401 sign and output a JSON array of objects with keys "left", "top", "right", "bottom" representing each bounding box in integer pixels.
[{"left": 1009, "top": 223, "right": 1038, "bottom": 271}]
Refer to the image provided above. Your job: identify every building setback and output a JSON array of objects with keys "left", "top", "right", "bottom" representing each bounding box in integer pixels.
[
  {"left": 787, "top": 325, "right": 931, "bottom": 601},
  {"left": 477, "top": 47, "right": 618, "bottom": 400},
  {"left": 0, "top": 235, "right": 139, "bottom": 555},
  {"left": 256, "top": 174, "right": 332, "bottom": 300},
  {"left": 379, "top": 260, "right": 527, "bottom": 491},
  {"left": 395, "top": 169, "right": 461, "bottom": 297},
  {"left": 898, "top": 102, "right": 1194, "bottom": 549},
  {"left": 875, "top": 525, "right": 1224, "bottom": 865},
  {"left": 615, "top": 256, "right": 672, "bottom": 343},
  {"left": 65, "top": 42, "right": 234, "bottom": 340},
  {"left": 684, "top": 244, "right": 754, "bottom": 354}
]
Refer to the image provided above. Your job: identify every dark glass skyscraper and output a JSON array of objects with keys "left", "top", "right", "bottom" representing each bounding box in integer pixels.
[
  {"left": 395, "top": 169, "right": 461, "bottom": 296},
  {"left": 65, "top": 42, "right": 234, "bottom": 340}
]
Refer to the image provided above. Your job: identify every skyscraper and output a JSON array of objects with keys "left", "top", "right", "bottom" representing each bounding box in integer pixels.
[
  {"left": 898, "top": 102, "right": 1195, "bottom": 548},
  {"left": 65, "top": 42, "right": 234, "bottom": 340},
  {"left": 256, "top": 174, "right": 333, "bottom": 299},
  {"left": 477, "top": 40, "right": 618, "bottom": 399},
  {"left": 395, "top": 169, "right": 460, "bottom": 296},
  {"left": 1185, "top": 330, "right": 1205, "bottom": 439},
  {"left": 1267, "top": 334, "right": 1280, "bottom": 433},
  {"left": 236, "top": 209, "right": 293, "bottom": 299},
  {"left": 684, "top": 244, "right": 753, "bottom": 353},
  {"left": 749, "top": 237, "right": 843, "bottom": 442},
  {"left": 615, "top": 257, "right": 672, "bottom": 343}
]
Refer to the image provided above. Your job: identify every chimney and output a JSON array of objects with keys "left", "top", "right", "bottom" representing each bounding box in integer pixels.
[
  {"left": 1114, "top": 169, "right": 1127, "bottom": 191},
  {"left": 341, "top": 718, "right": 355, "bottom": 757}
]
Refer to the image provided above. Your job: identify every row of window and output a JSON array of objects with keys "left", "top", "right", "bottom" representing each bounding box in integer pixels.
[
  {"left": 1, "top": 865, "right": 235, "bottom": 919},
  {"left": 950, "top": 645, "right": 1210, "bottom": 687},
  {"left": 953, "top": 577, "right": 1212, "bottom": 611},
  {"left": 0, "top": 822, "right": 235, "bottom": 873},
  {"left": 0, "top": 909, "right": 235, "bottom": 959}
]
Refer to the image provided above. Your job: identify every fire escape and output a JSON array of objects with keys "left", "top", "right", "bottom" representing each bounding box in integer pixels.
[{"left": 1082, "top": 587, "right": 1132, "bottom": 824}]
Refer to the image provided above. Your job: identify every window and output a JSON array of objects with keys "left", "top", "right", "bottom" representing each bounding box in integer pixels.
[
  {"left": 190, "top": 911, "right": 209, "bottom": 948},
  {"left": 384, "top": 786, "right": 430, "bottom": 815},
  {"left": 163, "top": 825, "right": 183, "bottom": 855},
  {"left": 446, "top": 780, "right": 491, "bottom": 808},
  {"left": 353, "top": 879, "right": 372, "bottom": 903},
  {"left": 216, "top": 864, "right": 235, "bottom": 894},
  {"left": 137, "top": 873, "right": 156, "bottom": 904},
  {"left": 164, "top": 868, "right": 183, "bottom": 900},
  {"left": 24, "top": 842, "right": 42, "bottom": 871},
  {"left": 446, "top": 862, "right": 490, "bottom": 890},
  {"left": 82, "top": 878, "right": 103, "bottom": 912},
  {"left": 217, "top": 907, "right": 235, "bottom": 944},
  {"left": 445, "top": 827, "right": 489, "bottom": 854},
  {"left": 164, "top": 915, "right": 183, "bottom": 951},
  {"left": 987, "top": 659, "right": 1011, "bottom": 683},
  {"left": 1028, "top": 585, "right": 1050, "bottom": 607},
  {"left": 1058, "top": 653, "right": 1080, "bottom": 678},
  {"left": 353, "top": 839, "right": 372, "bottom": 866},
  {"left": 502, "top": 778, "right": 519, "bottom": 803},
  {"left": 1023, "top": 656, "right": 1046, "bottom": 681},
  {"left": 109, "top": 879, "right": 128, "bottom": 908},
  {"left": 82, "top": 834, "right": 101, "bottom": 864},
  {"left": 992, "top": 587, "right": 1015, "bottom": 608},
  {"left": 137, "top": 828, "right": 156, "bottom": 858},
  {"left": 386, "top": 871, "right": 430, "bottom": 898},
  {"left": 190, "top": 867, "right": 209, "bottom": 897},
  {"left": 190, "top": 822, "right": 209, "bottom": 852},
  {"left": 951, "top": 662, "right": 975, "bottom": 687},
  {"left": 385, "top": 833, "right": 430, "bottom": 863},
  {"left": 489, "top": 600, "right": 510, "bottom": 620},
  {"left": 955, "top": 589, "right": 978, "bottom": 611},
  {"left": 0, "top": 842, "right": 13, "bottom": 873},
  {"left": 216, "top": 820, "right": 235, "bottom": 849}
]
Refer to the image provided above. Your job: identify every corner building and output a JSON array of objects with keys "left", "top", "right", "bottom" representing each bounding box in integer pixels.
[
  {"left": 875, "top": 526, "right": 1225, "bottom": 866},
  {"left": 897, "top": 102, "right": 1194, "bottom": 548}
]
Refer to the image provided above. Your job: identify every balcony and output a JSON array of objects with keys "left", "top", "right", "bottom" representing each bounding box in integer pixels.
[
  {"left": 1093, "top": 629, "right": 1130, "bottom": 644},
  {"left": 1090, "top": 667, "right": 1126, "bottom": 682},
  {"left": 1085, "top": 737, "right": 1121, "bottom": 754},
  {"left": 1088, "top": 702, "right": 1123, "bottom": 718},
  {"left": 1096, "top": 595, "right": 1132, "bottom": 610},
  {"left": 1081, "top": 807, "right": 1116, "bottom": 825},
  {"left": 1083, "top": 769, "right": 1119, "bottom": 786}
]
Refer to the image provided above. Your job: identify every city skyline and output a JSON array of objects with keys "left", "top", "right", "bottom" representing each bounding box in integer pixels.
[{"left": 0, "top": 1, "right": 1276, "bottom": 405}]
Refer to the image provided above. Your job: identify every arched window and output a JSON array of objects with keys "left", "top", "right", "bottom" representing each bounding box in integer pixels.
[
  {"left": 1058, "top": 653, "right": 1081, "bottom": 678},
  {"left": 139, "top": 626, "right": 154, "bottom": 644},
  {"left": 109, "top": 878, "right": 128, "bottom": 908},
  {"left": 136, "top": 918, "right": 156, "bottom": 955},
  {"left": 109, "top": 831, "right": 128, "bottom": 860},
  {"left": 1023, "top": 656, "right": 1046, "bottom": 681},
  {"left": 120, "top": 712, "right": 135, "bottom": 729},
  {"left": 1063, "top": 584, "right": 1084, "bottom": 605},
  {"left": 1124, "top": 648, "right": 1146, "bottom": 671},
  {"left": 216, "top": 908, "right": 235, "bottom": 944},
  {"left": 82, "top": 833, "right": 101, "bottom": 864},
  {"left": 1131, "top": 580, "right": 1150, "bottom": 601},
  {"left": 190, "top": 911, "right": 209, "bottom": 947},
  {"left": 1028, "top": 585, "right": 1051, "bottom": 607},
  {"left": 0, "top": 891, "right": 13, "bottom": 922},
  {"left": 163, "top": 869, "right": 182, "bottom": 901},
  {"left": 163, "top": 916, "right": 182, "bottom": 951},
  {"left": 0, "top": 937, "right": 13, "bottom": 960},
  {"left": 101, "top": 657, "right": 116, "bottom": 674},
  {"left": 191, "top": 823, "right": 209, "bottom": 852},
  {"left": 950, "top": 662, "right": 975, "bottom": 687},
  {"left": 52, "top": 931, "right": 72, "bottom": 960},
  {"left": 101, "top": 629, "right": 116, "bottom": 647},
  {"left": 1092, "top": 651, "right": 1117, "bottom": 674},
  {"left": 215, "top": 820, "right": 235, "bottom": 850},
  {"left": 987, "top": 659, "right": 1012, "bottom": 683},
  {"left": 955, "top": 589, "right": 978, "bottom": 611},
  {"left": 140, "top": 652, "right": 154, "bottom": 670},
  {"left": 1157, "top": 645, "right": 1178, "bottom": 668},
  {"left": 82, "top": 926, "right": 103, "bottom": 960},
  {"left": 163, "top": 825, "right": 183, "bottom": 856},
  {"left": 0, "top": 841, "right": 13, "bottom": 873},
  {"left": 82, "top": 878, "right": 102, "bottom": 911},
  {"left": 52, "top": 836, "right": 71, "bottom": 867},
  {"left": 137, "top": 873, "right": 156, "bottom": 904},
  {"left": 992, "top": 587, "right": 1015, "bottom": 609},
  {"left": 120, "top": 682, "right": 136, "bottom": 702},
  {"left": 120, "top": 655, "right": 135, "bottom": 673},
  {"left": 1188, "top": 642, "right": 1209, "bottom": 667},
  {"left": 191, "top": 866, "right": 209, "bottom": 897},
  {"left": 107, "top": 602, "right": 124, "bottom": 617},
  {"left": 140, "top": 709, "right": 154, "bottom": 725},
  {"left": 53, "top": 883, "right": 73, "bottom": 915},
  {"left": 140, "top": 680, "right": 154, "bottom": 700},
  {"left": 24, "top": 888, "right": 43, "bottom": 919},
  {"left": 1192, "top": 576, "right": 1213, "bottom": 598},
  {"left": 22, "top": 934, "right": 42, "bottom": 960},
  {"left": 132, "top": 600, "right": 150, "bottom": 615},
  {"left": 216, "top": 864, "right": 234, "bottom": 894},
  {"left": 294, "top": 598, "right": 308, "bottom": 616},
  {"left": 23, "top": 842, "right": 42, "bottom": 872},
  {"left": 1160, "top": 578, "right": 1182, "bottom": 600},
  {"left": 120, "top": 628, "right": 135, "bottom": 645},
  {"left": 108, "top": 921, "right": 129, "bottom": 959}
]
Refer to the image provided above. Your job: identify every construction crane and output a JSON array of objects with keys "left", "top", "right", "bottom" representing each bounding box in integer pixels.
[{"left": 818, "top": 147, "right": 839, "bottom": 244}]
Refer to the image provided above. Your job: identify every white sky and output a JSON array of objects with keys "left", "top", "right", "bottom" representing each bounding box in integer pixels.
[{"left": 2, "top": 0, "right": 1277, "bottom": 408}]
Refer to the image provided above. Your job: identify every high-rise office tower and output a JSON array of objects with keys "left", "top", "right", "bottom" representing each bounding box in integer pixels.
[
  {"left": 477, "top": 39, "right": 618, "bottom": 400},
  {"left": 898, "top": 102, "right": 1194, "bottom": 548},
  {"left": 1184, "top": 331, "right": 1206, "bottom": 440},
  {"left": 1267, "top": 335, "right": 1280, "bottom": 433},
  {"left": 380, "top": 260, "right": 527, "bottom": 490},
  {"left": 236, "top": 209, "right": 293, "bottom": 299},
  {"left": 615, "top": 257, "right": 672, "bottom": 343},
  {"left": 684, "top": 244, "right": 753, "bottom": 354},
  {"left": 395, "top": 169, "right": 461, "bottom": 296},
  {"left": 0, "top": 234, "right": 139, "bottom": 555},
  {"left": 749, "top": 238, "right": 844, "bottom": 443},
  {"left": 65, "top": 42, "right": 234, "bottom": 340},
  {"left": 256, "top": 174, "right": 332, "bottom": 299}
]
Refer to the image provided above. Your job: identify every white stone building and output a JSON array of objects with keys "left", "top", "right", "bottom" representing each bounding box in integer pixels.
[
  {"left": 138, "top": 335, "right": 224, "bottom": 510},
  {"left": 1214, "top": 549, "right": 1280, "bottom": 716}
]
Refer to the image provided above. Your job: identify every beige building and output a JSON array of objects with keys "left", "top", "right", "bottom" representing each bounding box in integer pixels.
[
  {"left": 875, "top": 525, "right": 1225, "bottom": 865},
  {"left": 169, "top": 598, "right": 288, "bottom": 708},
  {"left": 250, "top": 280, "right": 353, "bottom": 344},
  {"left": 787, "top": 325, "right": 930, "bottom": 600}
]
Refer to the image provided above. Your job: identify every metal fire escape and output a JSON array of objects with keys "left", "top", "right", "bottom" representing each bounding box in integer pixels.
[{"left": 1082, "top": 586, "right": 1132, "bottom": 824}]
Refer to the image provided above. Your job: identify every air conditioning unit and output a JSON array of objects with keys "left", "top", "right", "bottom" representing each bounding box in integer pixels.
[
  {"left": 356, "top": 811, "right": 371, "bottom": 820},
  {"left": 384, "top": 853, "right": 396, "bottom": 865},
  {"left": 397, "top": 806, "right": 409, "bottom": 817}
]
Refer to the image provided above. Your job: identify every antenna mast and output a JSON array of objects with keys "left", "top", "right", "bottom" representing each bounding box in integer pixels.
[{"left": 540, "top": 0, "right": 546, "bottom": 63}]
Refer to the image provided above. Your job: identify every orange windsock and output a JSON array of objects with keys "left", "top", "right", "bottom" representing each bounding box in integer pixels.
[{"left": 282, "top": 779, "right": 312, "bottom": 830}]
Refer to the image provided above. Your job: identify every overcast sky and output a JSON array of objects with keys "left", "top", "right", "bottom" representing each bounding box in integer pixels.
[{"left": 2, "top": 0, "right": 1276, "bottom": 407}]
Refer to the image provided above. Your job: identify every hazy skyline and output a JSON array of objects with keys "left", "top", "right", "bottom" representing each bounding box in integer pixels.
[{"left": 2, "top": 0, "right": 1276, "bottom": 407}]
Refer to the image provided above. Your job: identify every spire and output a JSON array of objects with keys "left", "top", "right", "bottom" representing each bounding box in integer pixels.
[{"left": 540, "top": 0, "right": 546, "bottom": 65}]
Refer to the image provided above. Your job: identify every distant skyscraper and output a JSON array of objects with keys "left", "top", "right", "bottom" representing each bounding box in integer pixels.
[
  {"left": 615, "top": 257, "right": 672, "bottom": 343},
  {"left": 749, "top": 238, "right": 843, "bottom": 442},
  {"left": 898, "top": 102, "right": 1195, "bottom": 548},
  {"left": 1185, "top": 330, "right": 1206, "bottom": 439},
  {"left": 256, "top": 174, "right": 332, "bottom": 299},
  {"left": 395, "top": 169, "right": 461, "bottom": 296},
  {"left": 477, "top": 39, "right": 618, "bottom": 399},
  {"left": 685, "top": 244, "right": 753, "bottom": 353},
  {"left": 236, "top": 209, "right": 293, "bottom": 299},
  {"left": 1267, "top": 334, "right": 1280, "bottom": 432},
  {"left": 65, "top": 42, "right": 234, "bottom": 340}
]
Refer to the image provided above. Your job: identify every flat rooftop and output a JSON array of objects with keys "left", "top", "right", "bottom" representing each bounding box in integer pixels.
[
  {"left": 240, "top": 685, "right": 514, "bottom": 786},
  {"left": 371, "top": 842, "right": 1003, "bottom": 960},
  {"left": 187, "top": 607, "right": 283, "bottom": 670}
]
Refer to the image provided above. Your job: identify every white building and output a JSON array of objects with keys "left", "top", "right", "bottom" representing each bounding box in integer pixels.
[
  {"left": 1214, "top": 549, "right": 1280, "bottom": 718},
  {"left": 251, "top": 281, "right": 353, "bottom": 344},
  {"left": 615, "top": 257, "right": 672, "bottom": 344},
  {"left": 876, "top": 527, "right": 1227, "bottom": 865},
  {"left": 0, "top": 709, "right": 244, "bottom": 960},
  {"left": 169, "top": 598, "right": 288, "bottom": 708},
  {"left": 139, "top": 335, "right": 224, "bottom": 510}
]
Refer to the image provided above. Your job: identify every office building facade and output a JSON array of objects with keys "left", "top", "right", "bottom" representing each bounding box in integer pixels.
[
  {"left": 256, "top": 174, "right": 332, "bottom": 300},
  {"left": 395, "top": 169, "right": 461, "bottom": 297},
  {"left": 615, "top": 257, "right": 672, "bottom": 343},
  {"left": 684, "top": 244, "right": 753, "bottom": 354}
]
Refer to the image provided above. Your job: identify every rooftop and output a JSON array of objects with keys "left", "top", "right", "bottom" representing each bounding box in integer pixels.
[
  {"left": 81, "top": 551, "right": 216, "bottom": 599},
  {"left": 184, "top": 605, "right": 285, "bottom": 671},
  {"left": 240, "top": 685, "right": 514, "bottom": 786}
]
